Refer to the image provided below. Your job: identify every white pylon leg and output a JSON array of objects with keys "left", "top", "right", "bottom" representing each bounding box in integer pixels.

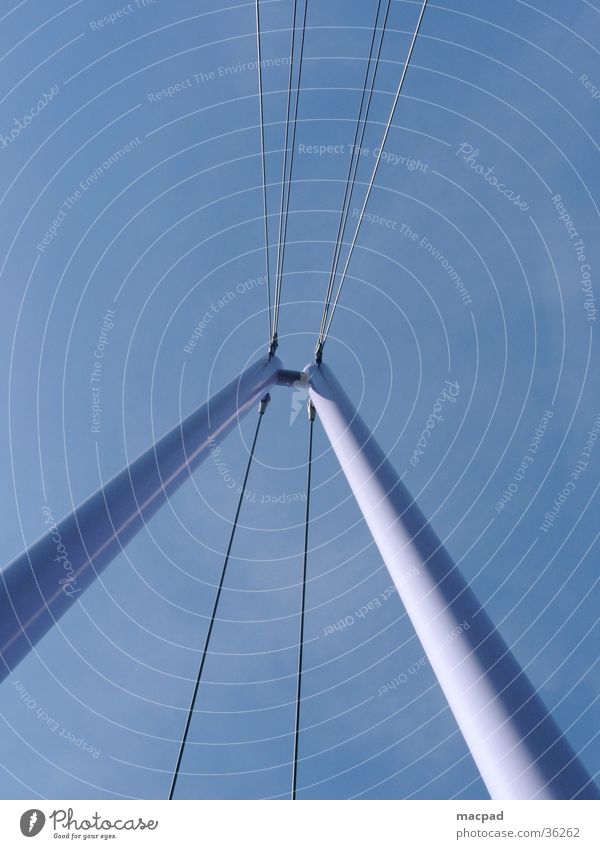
[
  {"left": 0, "top": 356, "right": 283, "bottom": 680},
  {"left": 307, "top": 362, "right": 599, "bottom": 800}
]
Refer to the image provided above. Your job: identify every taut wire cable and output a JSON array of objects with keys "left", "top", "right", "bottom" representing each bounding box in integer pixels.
[
  {"left": 255, "top": 0, "right": 274, "bottom": 343},
  {"left": 316, "top": 0, "right": 391, "bottom": 361},
  {"left": 318, "top": 0, "right": 429, "bottom": 359},
  {"left": 168, "top": 394, "right": 271, "bottom": 800},
  {"left": 291, "top": 399, "right": 315, "bottom": 799},
  {"left": 270, "top": 0, "right": 309, "bottom": 356}
]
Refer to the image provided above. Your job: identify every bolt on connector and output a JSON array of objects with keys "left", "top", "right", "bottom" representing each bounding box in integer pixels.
[
  {"left": 258, "top": 393, "right": 271, "bottom": 415},
  {"left": 268, "top": 333, "right": 279, "bottom": 359},
  {"left": 314, "top": 340, "right": 324, "bottom": 365}
]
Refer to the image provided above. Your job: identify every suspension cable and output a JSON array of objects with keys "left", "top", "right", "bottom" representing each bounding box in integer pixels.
[
  {"left": 316, "top": 0, "right": 391, "bottom": 359},
  {"left": 291, "top": 398, "right": 315, "bottom": 799},
  {"left": 270, "top": 0, "right": 309, "bottom": 356},
  {"left": 168, "top": 394, "right": 271, "bottom": 800},
  {"left": 269, "top": 0, "right": 299, "bottom": 355},
  {"left": 255, "top": 0, "right": 273, "bottom": 342},
  {"left": 317, "top": 0, "right": 429, "bottom": 359}
]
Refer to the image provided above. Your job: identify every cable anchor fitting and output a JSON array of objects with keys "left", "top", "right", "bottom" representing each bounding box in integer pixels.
[
  {"left": 258, "top": 393, "right": 271, "bottom": 415},
  {"left": 307, "top": 400, "right": 316, "bottom": 422},
  {"left": 314, "top": 340, "right": 324, "bottom": 365},
  {"left": 268, "top": 333, "right": 279, "bottom": 359}
]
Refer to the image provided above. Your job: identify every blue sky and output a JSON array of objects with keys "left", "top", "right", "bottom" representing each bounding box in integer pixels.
[{"left": 0, "top": 0, "right": 599, "bottom": 799}]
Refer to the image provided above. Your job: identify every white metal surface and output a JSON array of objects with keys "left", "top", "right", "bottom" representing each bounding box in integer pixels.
[
  {"left": 307, "top": 362, "right": 598, "bottom": 800},
  {"left": 0, "top": 356, "right": 282, "bottom": 679}
]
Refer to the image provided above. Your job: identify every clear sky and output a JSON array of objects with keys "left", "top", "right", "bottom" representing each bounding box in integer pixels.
[{"left": 0, "top": 0, "right": 599, "bottom": 800}]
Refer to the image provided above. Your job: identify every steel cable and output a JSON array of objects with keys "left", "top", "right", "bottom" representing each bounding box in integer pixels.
[
  {"left": 319, "top": 0, "right": 429, "bottom": 356},
  {"left": 291, "top": 399, "right": 315, "bottom": 799},
  {"left": 168, "top": 394, "right": 271, "bottom": 799}
]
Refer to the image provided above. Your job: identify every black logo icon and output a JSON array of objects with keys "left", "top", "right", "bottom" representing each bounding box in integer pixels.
[{"left": 19, "top": 810, "right": 46, "bottom": 837}]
